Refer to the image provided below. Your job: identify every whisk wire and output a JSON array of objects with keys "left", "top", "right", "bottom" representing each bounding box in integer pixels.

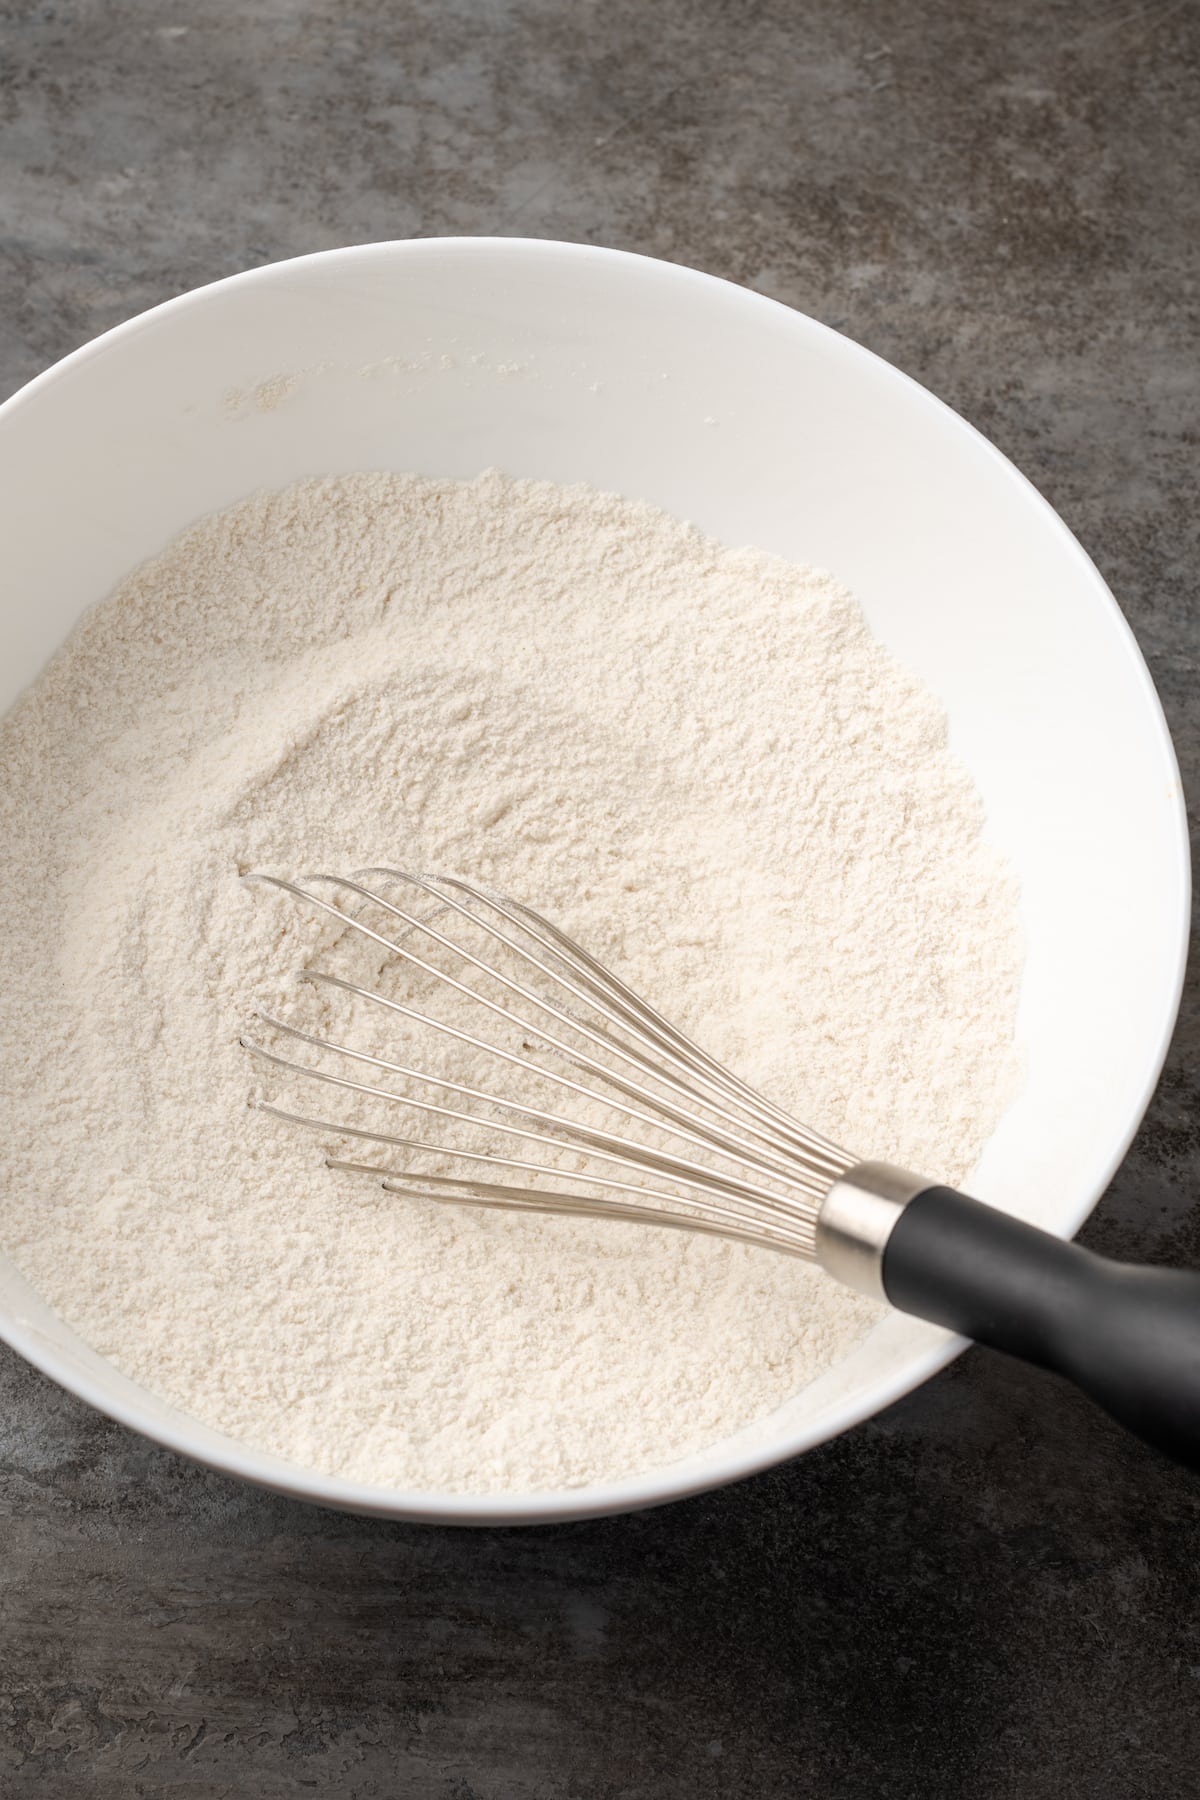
[
  {"left": 243, "top": 869, "right": 855, "bottom": 1257},
  {"left": 246, "top": 871, "right": 839, "bottom": 1193},
  {"left": 328, "top": 1158, "right": 816, "bottom": 1257},
  {"left": 363, "top": 868, "right": 848, "bottom": 1172},
  {"left": 244, "top": 1025, "right": 825, "bottom": 1226},
  {"left": 252, "top": 1101, "right": 815, "bottom": 1253},
  {"left": 293, "top": 960, "right": 829, "bottom": 1199},
  {"left": 307, "top": 869, "right": 845, "bottom": 1177}
]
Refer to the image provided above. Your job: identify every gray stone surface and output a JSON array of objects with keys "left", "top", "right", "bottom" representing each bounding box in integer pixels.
[{"left": 2, "top": 0, "right": 1199, "bottom": 1793}]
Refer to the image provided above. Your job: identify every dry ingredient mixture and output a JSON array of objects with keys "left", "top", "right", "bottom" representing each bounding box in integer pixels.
[{"left": 0, "top": 472, "right": 1023, "bottom": 1493}]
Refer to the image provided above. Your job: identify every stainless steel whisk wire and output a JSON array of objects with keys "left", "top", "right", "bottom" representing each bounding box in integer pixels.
[{"left": 241, "top": 868, "right": 855, "bottom": 1260}]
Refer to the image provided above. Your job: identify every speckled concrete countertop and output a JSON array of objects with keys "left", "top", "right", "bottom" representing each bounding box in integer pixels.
[{"left": 2, "top": 3, "right": 1198, "bottom": 1794}]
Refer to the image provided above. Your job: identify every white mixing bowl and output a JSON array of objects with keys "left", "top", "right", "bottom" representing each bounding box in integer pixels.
[{"left": 0, "top": 240, "right": 1188, "bottom": 1522}]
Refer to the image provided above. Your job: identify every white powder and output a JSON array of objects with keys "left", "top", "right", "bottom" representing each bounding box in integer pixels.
[{"left": 0, "top": 471, "right": 1022, "bottom": 1494}]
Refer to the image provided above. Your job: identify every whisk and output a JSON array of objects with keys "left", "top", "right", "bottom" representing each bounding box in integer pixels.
[{"left": 242, "top": 868, "right": 1200, "bottom": 1469}]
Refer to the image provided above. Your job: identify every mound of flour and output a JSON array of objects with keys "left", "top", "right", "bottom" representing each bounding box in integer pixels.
[{"left": 0, "top": 471, "right": 1022, "bottom": 1493}]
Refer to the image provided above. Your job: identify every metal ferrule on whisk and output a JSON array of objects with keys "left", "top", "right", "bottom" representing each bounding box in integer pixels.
[{"left": 813, "top": 1162, "right": 932, "bottom": 1302}]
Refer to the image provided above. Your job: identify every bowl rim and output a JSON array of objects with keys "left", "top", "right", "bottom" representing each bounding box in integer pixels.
[{"left": 0, "top": 235, "right": 1190, "bottom": 1523}]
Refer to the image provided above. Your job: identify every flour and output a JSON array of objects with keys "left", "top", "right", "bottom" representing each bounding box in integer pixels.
[{"left": 0, "top": 471, "right": 1023, "bottom": 1494}]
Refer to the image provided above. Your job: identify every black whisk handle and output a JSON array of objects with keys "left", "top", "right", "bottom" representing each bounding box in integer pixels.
[{"left": 881, "top": 1186, "right": 1200, "bottom": 1471}]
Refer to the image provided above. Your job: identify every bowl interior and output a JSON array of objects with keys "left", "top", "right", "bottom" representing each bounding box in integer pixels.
[{"left": 0, "top": 240, "right": 1187, "bottom": 1521}]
